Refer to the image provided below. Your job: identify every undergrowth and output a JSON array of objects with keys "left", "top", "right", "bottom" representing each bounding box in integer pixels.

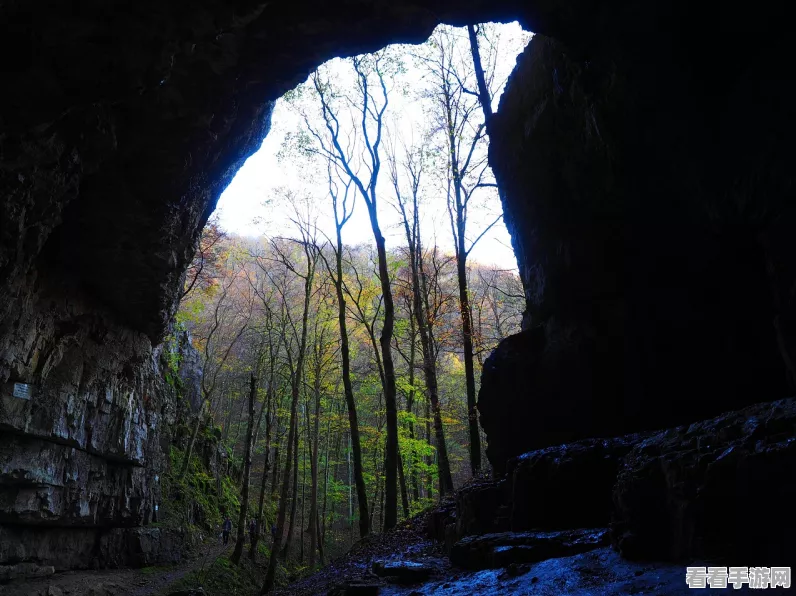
[
  {"left": 159, "top": 555, "right": 261, "bottom": 596},
  {"left": 162, "top": 443, "right": 240, "bottom": 534}
]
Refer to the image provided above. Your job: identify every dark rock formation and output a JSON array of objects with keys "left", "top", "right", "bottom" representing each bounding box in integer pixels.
[
  {"left": 481, "top": 30, "right": 796, "bottom": 468},
  {"left": 507, "top": 436, "right": 638, "bottom": 531},
  {"left": 442, "top": 398, "right": 796, "bottom": 571},
  {"left": 0, "top": 275, "right": 172, "bottom": 573},
  {"left": 612, "top": 398, "right": 796, "bottom": 565},
  {"left": 98, "top": 527, "right": 184, "bottom": 568},
  {"left": 455, "top": 479, "right": 509, "bottom": 537}
]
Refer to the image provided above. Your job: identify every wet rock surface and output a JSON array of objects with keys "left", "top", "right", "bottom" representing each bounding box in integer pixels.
[
  {"left": 476, "top": 398, "right": 796, "bottom": 567},
  {"left": 450, "top": 528, "right": 609, "bottom": 570},
  {"left": 276, "top": 519, "right": 753, "bottom": 596},
  {"left": 372, "top": 560, "right": 434, "bottom": 584},
  {"left": 390, "top": 548, "right": 753, "bottom": 595}
]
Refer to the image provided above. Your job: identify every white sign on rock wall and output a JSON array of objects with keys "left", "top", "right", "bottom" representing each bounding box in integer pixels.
[{"left": 12, "top": 383, "right": 32, "bottom": 400}]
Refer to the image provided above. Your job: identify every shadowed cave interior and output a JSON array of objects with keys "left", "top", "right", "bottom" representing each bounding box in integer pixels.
[{"left": 1, "top": 0, "right": 795, "bottom": 594}]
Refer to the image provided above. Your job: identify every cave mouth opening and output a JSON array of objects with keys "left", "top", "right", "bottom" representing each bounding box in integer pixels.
[
  {"left": 205, "top": 21, "right": 532, "bottom": 276},
  {"left": 173, "top": 20, "right": 535, "bottom": 514}
]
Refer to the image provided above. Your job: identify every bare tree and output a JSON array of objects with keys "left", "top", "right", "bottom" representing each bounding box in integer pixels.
[
  {"left": 231, "top": 373, "right": 257, "bottom": 564},
  {"left": 420, "top": 25, "right": 504, "bottom": 474},
  {"left": 317, "top": 165, "right": 371, "bottom": 538},
  {"left": 388, "top": 139, "right": 455, "bottom": 496},
  {"left": 306, "top": 53, "right": 400, "bottom": 530},
  {"left": 181, "top": 214, "right": 227, "bottom": 301},
  {"left": 180, "top": 268, "right": 251, "bottom": 481},
  {"left": 261, "top": 205, "right": 321, "bottom": 594}
]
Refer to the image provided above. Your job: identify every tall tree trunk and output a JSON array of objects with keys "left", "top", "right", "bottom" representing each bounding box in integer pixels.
[
  {"left": 455, "top": 240, "right": 481, "bottom": 475},
  {"left": 251, "top": 360, "right": 275, "bottom": 560},
  {"left": 251, "top": 416, "right": 271, "bottom": 559},
  {"left": 314, "top": 56, "right": 396, "bottom": 531},
  {"left": 300, "top": 417, "right": 306, "bottom": 564},
  {"left": 444, "top": 100, "right": 482, "bottom": 475},
  {"left": 261, "top": 382, "right": 298, "bottom": 594},
  {"left": 261, "top": 245, "right": 315, "bottom": 594},
  {"left": 271, "top": 445, "right": 280, "bottom": 497},
  {"left": 315, "top": 515, "right": 325, "bottom": 566},
  {"left": 418, "top": 254, "right": 455, "bottom": 495},
  {"left": 231, "top": 374, "right": 257, "bottom": 564},
  {"left": 331, "top": 225, "right": 370, "bottom": 538},
  {"left": 373, "top": 223, "right": 399, "bottom": 531},
  {"left": 397, "top": 448, "right": 410, "bottom": 519},
  {"left": 348, "top": 433, "right": 354, "bottom": 544},
  {"left": 407, "top": 323, "right": 420, "bottom": 503},
  {"left": 370, "top": 445, "right": 381, "bottom": 530},
  {"left": 395, "top": 177, "right": 455, "bottom": 496},
  {"left": 378, "top": 480, "right": 385, "bottom": 532},
  {"left": 320, "top": 415, "right": 332, "bottom": 551},
  {"left": 308, "top": 361, "right": 322, "bottom": 567},
  {"left": 425, "top": 395, "right": 433, "bottom": 501},
  {"left": 281, "top": 428, "right": 299, "bottom": 559}
]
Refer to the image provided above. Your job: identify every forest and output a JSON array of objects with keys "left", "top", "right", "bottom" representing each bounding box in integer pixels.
[{"left": 167, "top": 23, "right": 528, "bottom": 592}]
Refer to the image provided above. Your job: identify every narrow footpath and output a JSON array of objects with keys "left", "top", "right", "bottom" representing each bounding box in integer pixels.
[{"left": 0, "top": 543, "right": 229, "bottom": 596}]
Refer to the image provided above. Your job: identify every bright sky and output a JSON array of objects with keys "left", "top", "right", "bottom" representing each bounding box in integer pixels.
[{"left": 216, "top": 23, "right": 531, "bottom": 269}]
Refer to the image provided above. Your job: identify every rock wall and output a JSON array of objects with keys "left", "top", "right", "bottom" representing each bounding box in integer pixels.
[
  {"left": 481, "top": 32, "right": 796, "bottom": 469},
  {"left": 0, "top": 271, "right": 183, "bottom": 572}
]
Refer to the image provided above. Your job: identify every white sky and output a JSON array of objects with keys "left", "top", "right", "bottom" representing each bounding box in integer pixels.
[{"left": 216, "top": 23, "right": 531, "bottom": 269}]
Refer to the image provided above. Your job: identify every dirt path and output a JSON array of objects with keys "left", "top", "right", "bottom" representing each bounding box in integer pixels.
[{"left": 0, "top": 542, "right": 229, "bottom": 596}]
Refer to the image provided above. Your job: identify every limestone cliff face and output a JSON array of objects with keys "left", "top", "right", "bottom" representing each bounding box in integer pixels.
[
  {"left": 481, "top": 32, "right": 796, "bottom": 469},
  {"left": 0, "top": 272, "right": 180, "bottom": 571}
]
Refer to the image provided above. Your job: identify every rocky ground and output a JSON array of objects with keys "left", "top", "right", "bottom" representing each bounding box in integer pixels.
[
  {"left": 277, "top": 398, "right": 796, "bottom": 596},
  {"left": 0, "top": 542, "right": 229, "bottom": 596},
  {"left": 272, "top": 511, "right": 756, "bottom": 595}
]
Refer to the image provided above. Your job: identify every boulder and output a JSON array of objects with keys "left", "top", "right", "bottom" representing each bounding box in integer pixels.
[
  {"left": 508, "top": 436, "right": 639, "bottom": 531},
  {"left": 372, "top": 560, "right": 433, "bottom": 584},
  {"left": 455, "top": 479, "right": 509, "bottom": 537},
  {"left": 612, "top": 398, "right": 796, "bottom": 564}
]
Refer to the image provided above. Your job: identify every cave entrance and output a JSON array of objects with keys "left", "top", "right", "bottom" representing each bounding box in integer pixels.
[
  {"left": 175, "top": 21, "right": 532, "bottom": 514},
  {"left": 209, "top": 21, "right": 531, "bottom": 271}
]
